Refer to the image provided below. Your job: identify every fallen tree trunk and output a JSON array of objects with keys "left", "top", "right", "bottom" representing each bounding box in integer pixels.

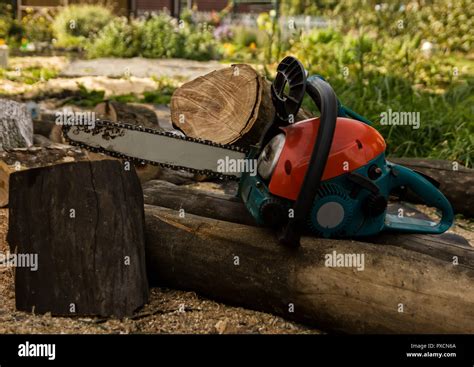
[
  {"left": 142, "top": 179, "right": 472, "bottom": 260},
  {"left": 389, "top": 157, "right": 474, "bottom": 217},
  {"left": 143, "top": 180, "right": 255, "bottom": 226},
  {"left": 7, "top": 160, "right": 149, "bottom": 317},
  {"left": 144, "top": 204, "right": 474, "bottom": 333},
  {"left": 143, "top": 156, "right": 474, "bottom": 219}
]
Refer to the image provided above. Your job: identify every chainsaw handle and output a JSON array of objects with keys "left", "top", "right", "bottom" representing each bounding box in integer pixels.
[
  {"left": 384, "top": 164, "right": 454, "bottom": 234},
  {"left": 278, "top": 77, "right": 338, "bottom": 247}
]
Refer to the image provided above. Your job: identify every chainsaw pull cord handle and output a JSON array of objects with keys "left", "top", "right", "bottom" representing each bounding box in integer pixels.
[
  {"left": 384, "top": 164, "right": 454, "bottom": 234},
  {"left": 278, "top": 77, "right": 338, "bottom": 247}
]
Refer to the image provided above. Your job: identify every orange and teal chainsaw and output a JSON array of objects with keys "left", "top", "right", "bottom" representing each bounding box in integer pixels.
[{"left": 63, "top": 56, "right": 453, "bottom": 247}]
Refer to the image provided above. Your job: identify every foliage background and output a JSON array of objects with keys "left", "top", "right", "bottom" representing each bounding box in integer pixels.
[{"left": 0, "top": 0, "right": 472, "bottom": 165}]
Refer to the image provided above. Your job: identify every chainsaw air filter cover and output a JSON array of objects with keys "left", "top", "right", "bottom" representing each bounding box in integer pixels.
[{"left": 307, "top": 183, "right": 354, "bottom": 238}]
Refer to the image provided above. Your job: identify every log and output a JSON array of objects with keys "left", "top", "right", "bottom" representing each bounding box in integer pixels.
[
  {"left": 144, "top": 181, "right": 474, "bottom": 333},
  {"left": 33, "top": 134, "right": 54, "bottom": 147},
  {"left": 143, "top": 180, "right": 255, "bottom": 226},
  {"left": 7, "top": 160, "right": 149, "bottom": 317},
  {"left": 0, "top": 99, "right": 34, "bottom": 149},
  {"left": 143, "top": 156, "right": 474, "bottom": 219},
  {"left": 0, "top": 145, "right": 96, "bottom": 207},
  {"left": 142, "top": 179, "right": 472, "bottom": 255},
  {"left": 170, "top": 64, "right": 311, "bottom": 147},
  {"left": 144, "top": 204, "right": 474, "bottom": 333},
  {"left": 94, "top": 101, "right": 159, "bottom": 129},
  {"left": 389, "top": 157, "right": 474, "bottom": 217}
]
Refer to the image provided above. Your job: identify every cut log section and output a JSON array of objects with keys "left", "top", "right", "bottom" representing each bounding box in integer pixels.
[
  {"left": 389, "top": 157, "right": 474, "bottom": 217},
  {"left": 144, "top": 204, "right": 474, "bottom": 333},
  {"left": 0, "top": 145, "right": 100, "bottom": 207},
  {"left": 7, "top": 160, "right": 149, "bottom": 317},
  {"left": 170, "top": 64, "right": 310, "bottom": 147}
]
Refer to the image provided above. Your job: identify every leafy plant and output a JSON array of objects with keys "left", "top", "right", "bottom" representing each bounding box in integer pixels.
[
  {"left": 141, "top": 14, "right": 184, "bottom": 58},
  {"left": 52, "top": 5, "right": 114, "bottom": 48},
  {"left": 61, "top": 83, "right": 105, "bottom": 107},
  {"left": 85, "top": 17, "right": 142, "bottom": 58}
]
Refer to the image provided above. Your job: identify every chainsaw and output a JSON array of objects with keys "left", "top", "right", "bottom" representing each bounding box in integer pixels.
[{"left": 63, "top": 56, "right": 454, "bottom": 247}]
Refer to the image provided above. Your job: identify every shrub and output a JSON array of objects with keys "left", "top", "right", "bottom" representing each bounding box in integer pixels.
[
  {"left": 141, "top": 14, "right": 184, "bottom": 58},
  {"left": 86, "top": 17, "right": 142, "bottom": 58},
  {"left": 22, "top": 12, "right": 53, "bottom": 43},
  {"left": 52, "top": 5, "right": 114, "bottom": 48},
  {"left": 232, "top": 26, "right": 259, "bottom": 48},
  {"left": 181, "top": 23, "right": 219, "bottom": 60},
  {"left": 86, "top": 13, "right": 220, "bottom": 61}
]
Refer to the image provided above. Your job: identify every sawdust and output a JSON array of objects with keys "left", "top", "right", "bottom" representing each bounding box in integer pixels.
[{"left": 0, "top": 208, "right": 317, "bottom": 334}]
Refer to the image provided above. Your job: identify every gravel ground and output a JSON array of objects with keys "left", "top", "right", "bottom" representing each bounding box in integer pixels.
[
  {"left": 60, "top": 57, "right": 226, "bottom": 79},
  {"left": 0, "top": 208, "right": 318, "bottom": 334}
]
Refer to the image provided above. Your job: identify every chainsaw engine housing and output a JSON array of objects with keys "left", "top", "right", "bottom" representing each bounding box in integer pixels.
[{"left": 239, "top": 116, "right": 453, "bottom": 238}]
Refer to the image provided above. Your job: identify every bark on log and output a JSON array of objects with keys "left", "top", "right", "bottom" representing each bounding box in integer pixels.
[
  {"left": 144, "top": 204, "right": 474, "bottom": 333},
  {"left": 0, "top": 145, "right": 95, "bottom": 207},
  {"left": 7, "top": 160, "right": 149, "bottom": 317},
  {"left": 143, "top": 180, "right": 255, "bottom": 226},
  {"left": 389, "top": 157, "right": 474, "bottom": 217},
  {"left": 170, "top": 64, "right": 310, "bottom": 148}
]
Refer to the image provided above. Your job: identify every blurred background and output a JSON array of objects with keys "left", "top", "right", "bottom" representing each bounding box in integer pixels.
[{"left": 0, "top": 0, "right": 472, "bottom": 165}]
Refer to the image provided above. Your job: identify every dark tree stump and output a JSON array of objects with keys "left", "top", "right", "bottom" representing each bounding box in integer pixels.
[{"left": 7, "top": 159, "right": 149, "bottom": 317}]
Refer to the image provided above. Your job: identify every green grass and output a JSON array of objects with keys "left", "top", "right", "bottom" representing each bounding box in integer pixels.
[{"left": 298, "top": 73, "right": 473, "bottom": 167}]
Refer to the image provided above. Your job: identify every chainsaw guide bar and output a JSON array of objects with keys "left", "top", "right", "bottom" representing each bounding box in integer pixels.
[{"left": 62, "top": 119, "right": 248, "bottom": 181}]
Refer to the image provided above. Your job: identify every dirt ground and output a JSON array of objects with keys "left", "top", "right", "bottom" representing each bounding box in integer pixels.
[{"left": 0, "top": 208, "right": 318, "bottom": 334}]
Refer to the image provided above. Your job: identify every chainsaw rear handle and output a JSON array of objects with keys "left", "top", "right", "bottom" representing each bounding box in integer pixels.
[
  {"left": 278, "top": 77, "right": 338, "bottom": 247},
  {"left": 385, "top": 164, "right": 454, "bottom": 234}
]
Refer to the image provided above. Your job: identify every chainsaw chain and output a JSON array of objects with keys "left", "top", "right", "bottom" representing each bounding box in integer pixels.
[{"left": 62, "top": 119, "right": 248, "bottom": 181}]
